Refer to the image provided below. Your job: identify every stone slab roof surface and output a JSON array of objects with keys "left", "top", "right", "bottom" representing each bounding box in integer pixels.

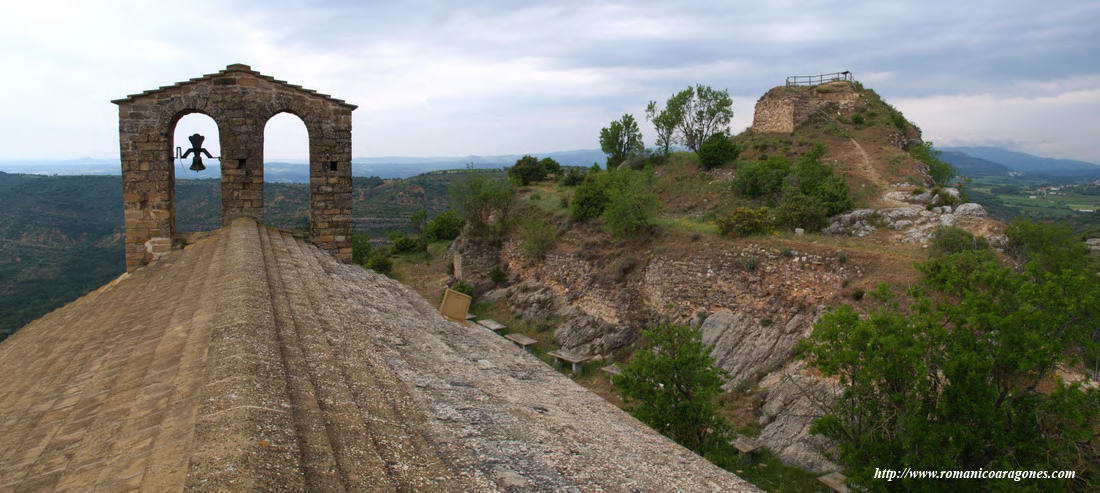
[{"left": 0, "top": 218, "right": 757, "bottom": 492}]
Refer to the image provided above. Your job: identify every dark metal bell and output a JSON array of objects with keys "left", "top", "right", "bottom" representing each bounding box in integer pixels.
[{"left": 182, "top": 133, "right": 213, "bottom": 172}]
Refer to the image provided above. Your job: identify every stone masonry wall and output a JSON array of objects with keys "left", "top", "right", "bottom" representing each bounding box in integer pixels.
[
  {"left": 751, "top": 81, "right": 860, "bottom": 134},
  {"left": 114, "top": 64, "right": 356, "bottom": 270}
]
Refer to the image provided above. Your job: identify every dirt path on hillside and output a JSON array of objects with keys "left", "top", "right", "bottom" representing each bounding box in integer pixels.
[{"left": 849, "top": 138, "right": 907, "bottom": 207}]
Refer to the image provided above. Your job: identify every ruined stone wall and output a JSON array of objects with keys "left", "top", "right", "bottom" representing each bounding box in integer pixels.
[
  {"left": 751, "top": 81, "right": 860, "bottom": 134},
  {"left": 114, "top": 64, "right": 355, "bottom": 270}
]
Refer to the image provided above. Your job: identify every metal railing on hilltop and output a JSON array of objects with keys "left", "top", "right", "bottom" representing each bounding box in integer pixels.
[{"left": 785, "top": 71, "right": 853, "bottom": 87}]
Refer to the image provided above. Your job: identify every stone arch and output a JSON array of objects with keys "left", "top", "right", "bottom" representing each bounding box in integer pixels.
[
  {"left": 262, "top": 111, "right": 311, "bottom": 229},
  {"left": 114, "top": 64, "right": 356, "bottom": 271},
  {"left": 169, "top": 110, "right": 223, "bottom": 231}
]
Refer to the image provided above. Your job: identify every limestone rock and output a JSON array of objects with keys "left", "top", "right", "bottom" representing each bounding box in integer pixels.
[
  {"left": 554, "top": 308, "right": 636, "bottom": 356},
  {"left": 756, "top": 361, "right": 841, "bottom": 473},
  {"left": 823, "top": 209, "right": 877, "bottom": 237},
  {"left": 701, "top": 309, "right": 817, "bottom": 384},
  {"left": 953, "top": 203, "right": 987, "bottom": 217}
]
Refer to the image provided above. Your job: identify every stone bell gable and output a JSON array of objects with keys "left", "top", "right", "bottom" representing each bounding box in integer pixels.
[{"left": 112, "top": 63, "right": 356, "bottom": 271}]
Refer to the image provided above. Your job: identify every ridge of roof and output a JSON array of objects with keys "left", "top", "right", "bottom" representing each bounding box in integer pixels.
[{"left": 110, "top": 63, "right": 357, "bottom": 110}]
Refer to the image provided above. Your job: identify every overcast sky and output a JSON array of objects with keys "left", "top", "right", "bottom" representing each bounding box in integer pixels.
[{"left": 1, "top": 0, "right": 1097, "bottom": 162}]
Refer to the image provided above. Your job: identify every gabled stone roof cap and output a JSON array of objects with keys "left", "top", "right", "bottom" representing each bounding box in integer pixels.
[{"left": 111, "top": 63, "right": 357, "bottom": 110}]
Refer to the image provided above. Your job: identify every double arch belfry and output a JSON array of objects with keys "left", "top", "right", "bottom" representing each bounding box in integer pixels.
[{"left": 113, "top": 64, "right": 356, "bottom": 271}]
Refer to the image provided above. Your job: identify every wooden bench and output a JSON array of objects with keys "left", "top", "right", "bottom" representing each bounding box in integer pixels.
[
  {"left": 477, "top": 319, "right": 506, "bottom": 333},
  {"left": 600, "top": 364, "right": 623, "bottom": 377},
  {"left": 731, "top": 435, "right": 762, "bottom": 454},
  {"left": 504, "top": 333, "right": 537, "bottom": 352},
  {"left": 547, "top": 350, "right": 588, "bottom": 374},
  {"left": 817, "top": 472, "right": 850, "bottom": 493}
]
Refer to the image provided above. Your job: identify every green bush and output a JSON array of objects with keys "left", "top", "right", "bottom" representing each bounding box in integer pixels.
[
  {"left": 351, "top": 234, "right": 373, "bottom": 265},
  {"left": 734, "top": 156, "right": 790, "bottom": 198},
  {"left": 697, "top": 133, "right": 740, "bottom": 170},
  {"left": 932, "top": 226, "right": 989, "bottom": 255},
  {"left": 388, "top": 231, "right": 426, "bottom": 254},
  {"left": 489, "top": 265, "right": 507, "bottom": 285},
  {"left": 909, "top": 142, "right": 955, "bottom": 186},
  {"left": 851, "top": 113, "right": 866, "bottom": 125},
  {"left": 570, "top": 175, "right": 610, "bottom": 221},
  {"left": 366, "top": 251, "right": 393, "bottom": 275},
  {"left": 424, "top": 210, "right": 465, "bottom": 241},
  {"left": 776, "top": 189, "right": 829, "bottom": 232},
  {"left": 559, "top": 167, "right": 586, "bottom": 186},
  {"left": 520, "top": 218, "right": 556, "bottom": 260},
  {"left": 508, "top": 155, "right": 547, "bottom": 185},
  {"left": 540, "top": 157, "right": 561, "bottom": 175},
  {"left": 813, "top": 174, "right": 855, "bottom": 216},
  {"left": 449, "top": 279, "right": 475, "bottom": 297},
  {"left": 613, "top": 323, "right": 731, "bottom": 455},
  {"left": 716, "top": 207, "right": 772, "bottom": 237},
  {"left": 602, "top": 168, "right": 661, "bottom": 239}
]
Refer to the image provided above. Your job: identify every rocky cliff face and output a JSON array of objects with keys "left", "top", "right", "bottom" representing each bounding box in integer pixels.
[{"left": 454, "top": 235, "right": 861, "bottom": 471}]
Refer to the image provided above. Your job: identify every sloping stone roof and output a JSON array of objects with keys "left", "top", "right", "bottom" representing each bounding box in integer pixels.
[
  {"left": 110, "top": 64, "right": 357, "bottom": 110},
  {"left": 0, "top": 218, "right": 757, "bottom": 492}
]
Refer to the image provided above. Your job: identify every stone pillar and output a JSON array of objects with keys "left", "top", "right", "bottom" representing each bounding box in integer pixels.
[
  {"left": 221, "top": 116, "right": 265, "bottom": 223},
  {"left": 119, "top": 103, "right": 176, "bottom": 271},
  {"left": 308, "top": 110, "right": 353, "bottom": 261}
]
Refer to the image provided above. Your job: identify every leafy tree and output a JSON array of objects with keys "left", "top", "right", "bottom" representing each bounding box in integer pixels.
[
  {"left": 508, "top": 155, "right": 547, "bottom": 185},
  {"left": 570, "top": 174, "right": 610, "bottom": 221},
  {"left": 1005, "top": 218, "right": 1092, "bottom": 274},
  {"left": 613, "top": 323, "right": 731, "bottom": 455},
  {"left": 600, "top": 114, "right": 645, "bottom": 168},
  {"left": 520, "top": 218, "right": 556, "bottom": 260},
  {"left": 540, "top": 157, "right": 562, "bottom": 175},
  {"left": 409, "top": 208, "right": 428, "bottom": 233},
  {"left": 351, "top": 234, "right": 374, "bottom": 265},
  {"left": 449, "top": 174, "right": 516, "bottom": 236},
  {"left": 909, "top": 142, "right": 955, "bottom": 186},
  {"left": 646, "top": 98, "right": 684, "bottom": 156},
  {"left": 668, "top": 84, "right": 734, "bottom": 152},
  {"left": 601, "top": 168, "right": 661, "bottom": 239},
  {"left": 800, "top": 250, "right": 1100, "bottom": 491},
  {"left": 424, "top": 210, "right": 465, "bottom": 241},
  {"left": 734, "top": 156, "right": 791, "bottom": 198}
]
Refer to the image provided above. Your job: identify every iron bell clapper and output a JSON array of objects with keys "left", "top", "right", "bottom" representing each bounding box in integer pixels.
[{"left": 180, "top": 133, "right": 213, "bottom": 171}]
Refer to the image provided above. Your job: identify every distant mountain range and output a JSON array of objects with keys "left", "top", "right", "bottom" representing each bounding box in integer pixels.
[
  {"left": 0, "top": 149, "right": 607, "bottom": 182},
  {"left": 940, "top": 146, "right": 1100, "bottom": 177}
]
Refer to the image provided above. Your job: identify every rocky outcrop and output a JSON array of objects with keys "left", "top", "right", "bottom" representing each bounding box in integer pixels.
[
  {"left": 825, "top": 203, "right": 995, "bottom": 245},
  {"left": 756, "top": 361, "right": 841, "bottom": 473},
  {"left": 701, "top": 308, "right": 822, "bottom": 384},
  {"left": 884, "top": 187, "right": 959, "bottom": 207}
]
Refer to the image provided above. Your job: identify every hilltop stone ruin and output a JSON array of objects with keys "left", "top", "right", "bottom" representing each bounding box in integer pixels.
[{"left": 751, "top": 80, "right": 861, "bottom": 134}]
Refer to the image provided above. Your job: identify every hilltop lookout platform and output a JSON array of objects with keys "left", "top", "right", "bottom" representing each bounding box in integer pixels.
[{"left": 785, "top": 71, "right": 853, "bottom": 87}]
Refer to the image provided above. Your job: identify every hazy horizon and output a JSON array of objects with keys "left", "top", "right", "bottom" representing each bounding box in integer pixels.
[{"left": 1, "top": 1, "right": 1098, "bottom": 163}]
